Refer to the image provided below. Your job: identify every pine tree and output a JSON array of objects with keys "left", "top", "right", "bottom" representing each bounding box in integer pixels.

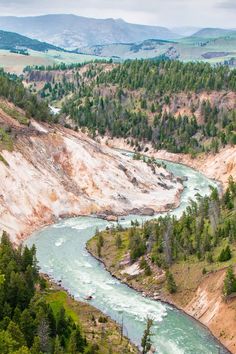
[
  {"left": 223, "top": 266, "right": 236, "bottom": 296},
  {"left": 141, "top": 318, "right": 154, "bottom": 354},
  {"left": 68, "top": 330, "right": 77, "bottom": 354},
  {"left": 53, "top": 335, "right": 64, "bottom": 354},
  {"left": 218, "top": 245, "right": 232, "bottom": 262},
  {"left": 115, "top": 234, "right": 122, "bottom": 249},
  {"left": 166, "top": 271, "right": 177, "bottom": 294},
  {"left": 7, "top": 321, "right": 26, "bottom": 348},
  {"left": 31, "top": 336, "right": 42, "bottom": 354}
]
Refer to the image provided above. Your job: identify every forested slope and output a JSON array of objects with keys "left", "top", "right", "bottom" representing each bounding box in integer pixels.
[
  {"left": 0, "top": 69, "right": 51, "bottom": 122},
  {"left": 0, "top": 233, "right": 136, "bottom": 354},
  {"left": 89, "top": 178, "right": 236, "bottom": 290},
  {"left": 59, "top": 60, "right": 236, "bottom": 154},
  {"left": 0, "top": 233, "right": 88, "bottom": 354},
  {"left": 87, "top": 178, "right": 236, "bottom": 351}
]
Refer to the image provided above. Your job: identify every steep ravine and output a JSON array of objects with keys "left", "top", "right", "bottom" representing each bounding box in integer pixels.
[{"left": 0, "top": 120, "right": 183, "bottom": 243}]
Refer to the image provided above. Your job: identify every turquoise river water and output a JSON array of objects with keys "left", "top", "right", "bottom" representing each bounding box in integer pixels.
[{"left": 26, "top": 156, "right": 230, "bottom": 354}]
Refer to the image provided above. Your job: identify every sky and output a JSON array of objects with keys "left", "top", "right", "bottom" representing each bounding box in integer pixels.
[{"left": 0, "top": 0, "right": 235, "bottom": 28}]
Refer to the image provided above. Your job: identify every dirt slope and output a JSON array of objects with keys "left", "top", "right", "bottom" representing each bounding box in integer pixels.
[
  {"left": 186, "top": 266, "right": 236, "bottom": 353},
  {"left": 0, "top": 118, "right": 183, "bottom": 243}
]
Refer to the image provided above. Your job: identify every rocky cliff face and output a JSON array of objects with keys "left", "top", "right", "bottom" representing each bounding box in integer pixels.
[{"left": 0, "top": 117, "right": 183, "bottom": 243}]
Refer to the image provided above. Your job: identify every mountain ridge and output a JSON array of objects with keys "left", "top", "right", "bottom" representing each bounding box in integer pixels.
[{"left": 0, "top": 14, "right": 181, "bottom": 49}]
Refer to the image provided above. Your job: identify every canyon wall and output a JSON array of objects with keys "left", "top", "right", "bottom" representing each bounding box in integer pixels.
[{"left": 0, "top": 120, "right": 183, "bottom": 243}]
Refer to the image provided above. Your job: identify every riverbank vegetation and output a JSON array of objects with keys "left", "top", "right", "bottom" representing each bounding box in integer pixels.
[
  {"left": 87, "top": 177, "right": 236, "bottom": 306},
  {"left": 0, "top": 232, "right": 137, "bottom": 353}
]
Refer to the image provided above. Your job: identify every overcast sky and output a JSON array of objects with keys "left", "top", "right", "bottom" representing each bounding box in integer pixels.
[{"left": 0, "top": 0, "right": 235, "bottom": 28}]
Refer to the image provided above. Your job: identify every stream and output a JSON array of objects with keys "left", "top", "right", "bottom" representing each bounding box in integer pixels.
[{"left": 26, "top": 156, "right": 229, "bottom": 354}]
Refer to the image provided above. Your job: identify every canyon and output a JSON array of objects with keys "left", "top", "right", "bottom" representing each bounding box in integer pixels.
[
  {"left": 0, "top": 100, "right": 235, "bottom": 352},
  {"left": 0, "top": 104, "right": 183, "bottom": 243}
]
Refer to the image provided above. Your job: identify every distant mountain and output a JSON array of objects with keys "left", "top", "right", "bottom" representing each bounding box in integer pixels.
[
  {"left": 0, "top": 29, "right": 64, "bottom": 52},
  {"left": 0, "top": 14, "right": 181, "bottom": 50},
  {"left": 171, "top": 26, "right": 201, "bottom": 37},
  {"left": 191, "top": 28, "right": 236, "bottom": 39},
  {"left": 79, "top": 39, "right": 178, "bottom": 60},
  {"left": 79, "top": 35, "right": 236, "bottom": 64}
]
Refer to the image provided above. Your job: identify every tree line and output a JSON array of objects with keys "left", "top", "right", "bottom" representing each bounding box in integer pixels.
[
  {"left": 23, "top": 59, "right": 112, "bottom": 73},
  {"left": 0, "top": 232, "right": 98, "bottom": 353}
]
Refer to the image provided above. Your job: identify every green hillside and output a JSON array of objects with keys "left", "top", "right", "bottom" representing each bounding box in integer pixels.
[
  {"left": 0, "top": 30, "right": 65, "bottom": 52},
  {"left": 60, "top": 60, "right": 236, "bottom": 154}
]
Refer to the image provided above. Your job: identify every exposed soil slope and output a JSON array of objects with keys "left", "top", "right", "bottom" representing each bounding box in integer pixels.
[
  {"left": 0, "top": 107, "right": 183, "bottom": 243},
  {"left": 186, "top": 267, "right": 236, "bottom": 354}
]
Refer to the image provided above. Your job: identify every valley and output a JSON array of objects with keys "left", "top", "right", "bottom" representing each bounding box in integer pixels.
[
  {"left": 0, "top": 17, "right": 235, "bottom": 77},
  {"left": 0, "top": 11, "right": 235, "bottom": 352},
  {"left": 26, "top": 159, "right": 229, "bottom": 353}
]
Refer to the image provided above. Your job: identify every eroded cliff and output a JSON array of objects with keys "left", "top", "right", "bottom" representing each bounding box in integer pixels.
[{"left": 0, "top": 107, "right": 183, "bottom": 242}]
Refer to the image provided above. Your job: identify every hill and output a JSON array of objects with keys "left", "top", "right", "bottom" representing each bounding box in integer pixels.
[
  {"left": 79, "top": 35, "right": 236, "bottom": 64},
  {"left": 24, "top": 60, "right": 236, "bottom": 155},
  {"left": 78, "top": 39, "right": 178, "bottom": 60},
  {"left": 0, "top": 69, "right": 183, "bottom": 241},
  {"left": 55, "top": 60, "right": 236, "bottom": 154},
  {"left": 0, "top": 29, "right": 65, "bottom": 52},
  {"left": 0, "top": 14, "right": 180, "bottom": 49},
  {"left": 191, "top": 27, "right": 236, "bottom": 39},
  {"left": 171, "top": 26, "right": 201, "bottom": 37}
]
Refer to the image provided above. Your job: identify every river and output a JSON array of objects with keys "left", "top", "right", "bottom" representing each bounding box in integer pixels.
[{"left": 26, "top": 156, "right": 229, "bottom": 354}]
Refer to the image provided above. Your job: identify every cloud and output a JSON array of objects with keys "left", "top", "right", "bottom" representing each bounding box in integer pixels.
[
  {"left": 217, "top": 0, "right": 236, "bottom": 9},
  {"left": 0, "top": 0, "right": 234, "bottom": 27},
  {"left": 0, "top": 0, "right": 186, "bottom": 15}
]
